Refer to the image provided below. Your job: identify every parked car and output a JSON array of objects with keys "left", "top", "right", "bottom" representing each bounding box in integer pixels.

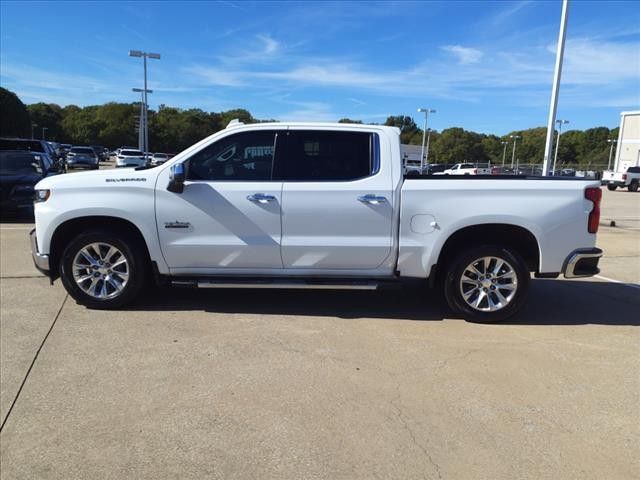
[
  {"left": 66, "top": 146, "right": 99, "bottom": 170},
  {"left": 436, "top": 163, "right": 491, "bottom": 175},
  {"left": 91, "top": 145, "right": 109, "bottom": 162},
  {"left": 60, "top": 144, "right": 72, "bottom": 155},
  {"left": 151, "top": 153, "right": 170, "bottom": 166},
  {"left": 116, "top": 149, "right": 147, "bottom": 168},
  {"left": 30, "top": 121, "right": 603, "bottom": 322},
  {"left": 0, "top": 150, "right": 60, "bottom": 216},
  {"left": 602, "top": 166, "right": 640, "bottom": 191},
  {"left": 0, "top": 137, "right": 62, "bottom": 171}
]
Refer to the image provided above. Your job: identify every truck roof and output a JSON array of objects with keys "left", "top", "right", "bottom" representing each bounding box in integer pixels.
[{"left": 226, "top": 119, "right": 401, "bottom": 135}]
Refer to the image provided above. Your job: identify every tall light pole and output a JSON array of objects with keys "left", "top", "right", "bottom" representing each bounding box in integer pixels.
[
  {"left": 42, "top": 127, "right": 48, "bottom": 140},
  {"left": 607, "top": 139, "right": 617, "bottom": 171},
  {"left": 552, "top": 119, "right": 569, "bottom": 175},
  {"left": 129, "top": 50, "right": 160, "bottom": 155},
  {"left": 510, "top": 135, "right": 521, "bottom": 168},
  {"left": 31, "top": 123, "right": 38, "bottom": 140},
  {"left": 425, "top": 128, "right": 433, "bottom": 164},
  {"left": 501, "top": 141, "right": 508, "bottom": 167},
  {"left": 133, "top": 88, "right": 153, "bottom": 153},
  {"left": 417, "top": 108, "right": 436, "bottom": 173},
  {"left": 542, "top": 0, "right": 570, "bottom": 176}
]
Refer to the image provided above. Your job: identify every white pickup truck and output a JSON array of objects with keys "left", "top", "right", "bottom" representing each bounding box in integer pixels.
[
  {"left": 30, "top": 121, "right": 603, "bottom": 322},
  {"left": 601, "top": 166, "right": 640, "bottom": 192},
  {"left": 436, "top": 163, "right": 491, "bottom": 176}
]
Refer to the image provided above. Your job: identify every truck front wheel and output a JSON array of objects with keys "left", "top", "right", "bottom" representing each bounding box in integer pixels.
[
  {"left": 607, "top": 184, "right": 617, "bottom": 191},
  {"left": 444, "top": 245, "right": 530, "bottom": 323},
  {"left": 59, "top": 229, "right": 148, "bottom": 309}
]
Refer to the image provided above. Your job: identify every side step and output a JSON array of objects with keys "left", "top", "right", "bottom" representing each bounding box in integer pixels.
[{"left": 171, "top": 278, "right": 381, "bottom": 290}]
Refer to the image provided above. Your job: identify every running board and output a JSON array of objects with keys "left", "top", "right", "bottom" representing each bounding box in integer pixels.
[{"left": 171, "top": 278, "right": 381, "bottom": 290}]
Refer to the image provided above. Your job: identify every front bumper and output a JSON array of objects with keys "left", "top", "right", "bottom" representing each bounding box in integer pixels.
[
  {"left": 563, "top": 248, "right": 603, "bottom": 278},
  {"left": 29, "top": 228, "right": 50, "bottom": 276}
]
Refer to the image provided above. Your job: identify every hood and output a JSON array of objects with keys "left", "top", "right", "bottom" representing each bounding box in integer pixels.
[
  {"left": 0, "top": 172, "right": 42, "bottom": 185},
  {"left": 34, "top": 166, "right": 161, "bottom": 190}
]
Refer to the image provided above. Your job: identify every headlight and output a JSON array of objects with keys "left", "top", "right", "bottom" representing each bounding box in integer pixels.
[{"left": 34, "top": 189, "right": 51, "bottom": 203}]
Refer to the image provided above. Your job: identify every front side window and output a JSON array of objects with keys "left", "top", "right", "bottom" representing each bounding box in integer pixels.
[
  {"left": 187, "top": 131, "right": 277, "bottom": 181},
  {"left": 282, "top": 130, "right": 375, "bottom": 181}
]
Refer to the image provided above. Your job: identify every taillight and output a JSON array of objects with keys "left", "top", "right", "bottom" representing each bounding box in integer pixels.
[
  {"left": 622, "top": 173, "right": 627, "bottom": 181},
  {"left": 585, "top": 187, "right": 601, "bottom": 234},
  {"left": 473, "top": 168, "right": 478, "bottom": 175}
]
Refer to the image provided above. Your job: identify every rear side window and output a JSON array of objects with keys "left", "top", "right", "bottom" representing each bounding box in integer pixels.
[
  {"left": 281, "top": 131, "right": 376, "bottom": 181},
  {"left": 186, "top": 130, "right": 278, "bottom": 181},
  {"left": 627, "top": 166, "right": 640, "bottom": 173}
]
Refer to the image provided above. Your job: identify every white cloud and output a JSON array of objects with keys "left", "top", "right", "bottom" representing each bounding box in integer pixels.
[
  {"left": 257, "top": 34, "right": 280, "bottom": 55},
  {"left": 440, "top": 45, "right": 484, "bottom": 65}
]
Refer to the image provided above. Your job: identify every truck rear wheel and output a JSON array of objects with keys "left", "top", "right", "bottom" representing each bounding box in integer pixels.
[
  {"left": 629, "top": 180, "right": 638, "bottom": 192},
  {"left": 59, "top": 229, "right": 147, "bottom": 309},
  {"left": 444, "top": 245, "right": 529, "bottom": 323},
  {"left": 607, "top": 184, "right": 617, "bottom": 191}
]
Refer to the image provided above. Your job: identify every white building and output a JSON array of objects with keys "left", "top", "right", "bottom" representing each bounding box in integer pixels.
[{"left": 614, "top": 110, "right": 640, "bottom": 172}]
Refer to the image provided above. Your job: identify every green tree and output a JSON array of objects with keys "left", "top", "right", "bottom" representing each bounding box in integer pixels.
[
  {"left": 384, "top": 115, "right": 421, "bottom": 144},
  {"left": 0, "top": 87, "right": 31, "bottom": 137},
  {"left": 338, "top": 118, "right": 363, "bottom": 124},
  {"left": 27, "top": 103, "right": 63, "bottom": 141}
]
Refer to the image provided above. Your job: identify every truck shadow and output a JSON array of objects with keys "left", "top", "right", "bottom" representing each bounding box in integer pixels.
[{"left": 131, "top": 279, "right": 640, "bottom": 326}]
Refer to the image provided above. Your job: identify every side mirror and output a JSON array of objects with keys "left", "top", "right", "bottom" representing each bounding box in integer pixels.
[{"left": 167, "top": 163, "right": 185, "bottom": 193}]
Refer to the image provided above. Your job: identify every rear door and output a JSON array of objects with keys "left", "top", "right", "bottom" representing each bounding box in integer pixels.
[
  {"left": 278, "top": 129, "right": 394, "bottom": 270},
  {"left": 156, "top": 129, "right": 285, "bottom": 271}
]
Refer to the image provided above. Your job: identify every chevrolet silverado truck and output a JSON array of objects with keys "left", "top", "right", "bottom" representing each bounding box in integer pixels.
[
  {"left": 602, "top": 166, "right": 640, "bottom": 192},
  {"left": 30, "top": 121, "right": 603, "bottom": 322}
]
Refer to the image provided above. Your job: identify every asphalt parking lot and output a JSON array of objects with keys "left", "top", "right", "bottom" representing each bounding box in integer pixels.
[{"left": 0, "top": 182, "right": 638, "bottom": 479}]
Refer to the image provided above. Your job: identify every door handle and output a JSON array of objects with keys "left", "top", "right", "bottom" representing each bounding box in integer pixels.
[
  {"left": 358, "top": 194, "right": 388, "bottom": 205},
  {"left": 247, "top": 193, "right": 276, "bottom": 204}
]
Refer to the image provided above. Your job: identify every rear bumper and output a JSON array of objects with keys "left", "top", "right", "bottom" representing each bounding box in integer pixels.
[
  {"left": 563, "top": 248, "right": 602, "bottom": 278},
  {"left": 29, "top": 228, "right": 50, "bottom": 275}
]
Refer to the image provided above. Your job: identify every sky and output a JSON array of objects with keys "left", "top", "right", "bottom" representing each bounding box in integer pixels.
[{"left": 1, "top": 0, "right": 639, "bottom": 135}]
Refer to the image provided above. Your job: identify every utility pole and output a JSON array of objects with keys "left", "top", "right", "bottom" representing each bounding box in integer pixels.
[
  {"left": 542, "top": 0, "right": 570, "bottom": 176},
  {"left": 510, "top": 135, "right": 521, "bottom": 168},
  {"left": 607, "top": 139, "right": 617, "bottom": 171}
]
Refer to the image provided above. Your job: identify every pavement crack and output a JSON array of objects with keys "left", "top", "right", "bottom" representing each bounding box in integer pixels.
[
  {"left": 0, "top": 294, "right": 68, "bottom": 432},
  {"left": 390, "top": 383, "right": 443, "bottom": 480}
]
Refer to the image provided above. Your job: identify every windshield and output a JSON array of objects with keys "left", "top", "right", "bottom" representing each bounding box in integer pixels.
[
  {"left": 70, "top": 147, "right": 95, "bottom": 154},
  {"left": 121, "top": 150, "right": 143, "bottom": 156},
  {"left": 0, "top": 139, "right": 45, "bottom": 152},
  {"left": 0, "top": 152, "right": 42, "bottom": 175}
]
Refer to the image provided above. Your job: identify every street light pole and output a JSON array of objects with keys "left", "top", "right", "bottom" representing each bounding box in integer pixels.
[
  {"left": 31, "top": 123, "right": 37, "bottom": 140},
  {"left": 607, "top": 139, "right": 617, "bottom": 171},
  {"left": 552, "top": 119, "right": 569, "bottom": 175},
  {"left": 129, "top": 50, "right": 160, "bottom": 156},
  {"left": 542, "top": 0, "right": 570, "bottom": 176},
  {"left": 510, "top": 135, "right": 521, "bottom": 168},
  {"left": 133, "top": 88, "right": 153, "bottom": 152},
  {"left": 417, "top": 108, "right": 436, "bottom": 173},
  {"left": 501, "top": 141, "right": 508, "bottom": 167},
  {"left": 42, "top": 127, "right": 48, "bottom": 140},
  {"left": 425, "top": 128, "right": 433, "bottom": 164}
]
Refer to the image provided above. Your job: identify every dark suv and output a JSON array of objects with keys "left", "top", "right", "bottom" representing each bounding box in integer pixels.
[{"left": 0, "top": 137, "right": 62, "bottom": 169}]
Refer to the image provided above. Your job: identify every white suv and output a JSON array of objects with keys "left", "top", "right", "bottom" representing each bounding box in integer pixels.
[{"left": 116, "top": 149, "right": 146, "bottom": 168}]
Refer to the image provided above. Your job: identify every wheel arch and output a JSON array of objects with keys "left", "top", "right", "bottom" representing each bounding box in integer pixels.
[
  {"left": 49, "top": 216, "right": 152, "bottom": 279},
  {"left": 434, "top": 223, "right": 541, "bottom": 282}
]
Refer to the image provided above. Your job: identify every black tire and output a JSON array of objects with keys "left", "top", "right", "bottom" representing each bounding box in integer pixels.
[
  {"left": 59, "top": 229, "right": 148, "bottom": 309},
  {"left": 629, "top": 180, "right": 639, "bottom": 192},
  {"left": 607, "top": 184, "right": 617, "bottom": 191},
  {"left": 443, "top": 245, "right": 530, "bottom": 323}
]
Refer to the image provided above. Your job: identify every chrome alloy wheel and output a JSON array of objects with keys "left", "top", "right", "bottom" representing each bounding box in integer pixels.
[
  {"left": 459, "top": 256, "right": 518, "bottom": 312},
  {"left": 72, "top": 242, "right": 129, "bottom": 299}
]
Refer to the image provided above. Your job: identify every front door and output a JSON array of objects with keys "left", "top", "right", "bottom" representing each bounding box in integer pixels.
[{"left": 156, "top": 129, "right": 284, "bottom": 272}]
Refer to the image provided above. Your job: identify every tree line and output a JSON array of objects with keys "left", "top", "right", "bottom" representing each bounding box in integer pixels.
[{"left": 1, "top": 87, "right": 619, "bottom": 167}]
